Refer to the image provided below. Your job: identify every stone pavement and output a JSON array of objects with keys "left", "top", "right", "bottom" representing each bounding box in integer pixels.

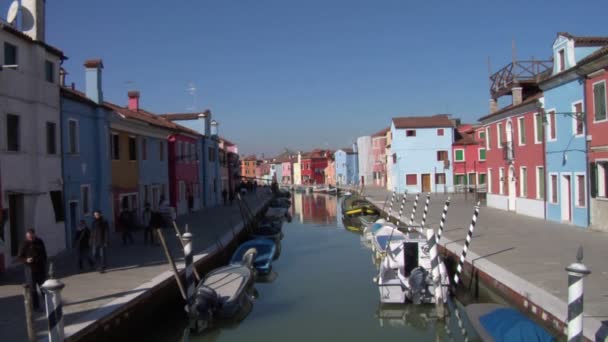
[
  {"left": 0, "top": 190, "right": 271, "bottom": 342},
  {"left": 362, "top": 186, "right": 608, "bottom": 340}
]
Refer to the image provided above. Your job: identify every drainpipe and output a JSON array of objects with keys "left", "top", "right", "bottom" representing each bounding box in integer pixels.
[
  {"left": 540, "top": 103, "right": 548, "bottom": 221},
  {"left": 582, "top": 79, "right": 591, "bottom": 227}
]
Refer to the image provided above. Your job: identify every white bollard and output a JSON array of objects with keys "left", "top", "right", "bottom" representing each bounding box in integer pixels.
[
  {"left": 408, "top": 193, "right": 420, "bottom": 230},
  {"left": 42, "top": 263, "right": 65, "bottom": 342},
  {"left": 182, "top": 228, "right": 195, "bottom": 309}
]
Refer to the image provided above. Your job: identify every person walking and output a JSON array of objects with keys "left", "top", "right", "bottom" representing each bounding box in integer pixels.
[
  {"left": 91, "top": 210, "right": 110, "bottom": 273},
  {"left": 142, "top": 202, "right": 155, "bottom": 245},
  {"left": 119, "top": 205, "right": 135, "bottom": 245},
  {"left": 18, "top": 229, "right": 47, "bottom": 311},
  {"left": 74, "top": 220, "right": 94, "bottom": 271}
]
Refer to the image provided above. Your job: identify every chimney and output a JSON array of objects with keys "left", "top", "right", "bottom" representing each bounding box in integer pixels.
[
  {"left": 210, "top": 120, "right": 219, "bottom": 136},
  {"left": 489, "top": 98, "right": 498, "bottom": 113},
  {"left": 198, "top": 110, "right": 211, "bottom": 136},
  {"left": 59, "top": 67, "right": 67, "bottom": 87},
  {"left": 352, "top": 142, "right": 358, "bottom": 153},
  {"left": 512, "top": 86, "right": 523, "bottom": 106},
  {"left": 21, "top": 0, "right": 45, "bottom": 41},
  {"left": 128, "top": 91, "right": 140, "bottom": 111},
  {"left": 84, "top": 59, "right": 104, "bottom": 104}
]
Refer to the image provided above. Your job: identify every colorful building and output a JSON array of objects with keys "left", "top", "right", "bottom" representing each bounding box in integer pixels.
[
  {"left": 301, "top": 149, "right": 331, "bottom": 185},
  {"left": 281, "top": 159, "right": 294, "bottom": 185},
  {"left": 356, "top": 135, "right": 373, "bottom": 187},
  {"left": 389, "top": 115, "right": 455, "bottom": 193},
  {"left": 293, "top": 153, "right": 302, "bottom": 185},
  {"left": 325, "top": 159, "right": 336, "bottom": 186},
  {"left": 371, "top": 127, "right": 389, "bottom": 187},
  {"left": 168, "top": 129, "right": 201, "bottom": 215},
  {"left": 452, "top": 124, "right": 487, "bottom": 193},
  {"left": 334, "top": 146, "right": 358, "bottom": 186},
  {"left": 241, "top": 155, "right": 258, "bottom": 182}
]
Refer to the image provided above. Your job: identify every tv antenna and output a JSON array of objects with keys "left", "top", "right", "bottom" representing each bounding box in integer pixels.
[
  {"left": 186, "top": 82, "right": 198, "bottom": 111},
  {"left": 6, "top": 0, "right": 19, "bottom": 26}
]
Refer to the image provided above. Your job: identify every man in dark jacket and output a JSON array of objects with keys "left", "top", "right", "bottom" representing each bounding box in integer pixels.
[
  {"left": 18, "top": 228, "right": 47, "bottom": 311},
  {"left": 74, "top": 220, "right": 94, "bottom": 271},
  {"left": 91, "top": 210, "right": 110, "bottom": 273}
]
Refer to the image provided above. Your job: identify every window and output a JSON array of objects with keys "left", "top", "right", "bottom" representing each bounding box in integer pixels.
[
  {"left": 437, "top": 128, "right": 444, "bottom": 136},
  {"left": 593, "top": 82, "right": 607, "bottom": 122},
  {"left": 128, "top": 136, "right": 137, "bottom": 160},
  {"left": 406, "top": 174, "right": 417, "bottom": 185},
  {"left": 485, "top": 127, "right": 491, "bottom": 150},
  {"left": 4, "top": 42, "right": 17, "bottom": 65},
  {"left": 573, "top": 102, "right": 584, "bottom": 135},
  {"left": 68, "top": 120, "right": 78, "bottom": 154},
  {"left": 406, "top": 130, "right": 416, "bottom": 137},
  {"left": 499, "top": 168, "right": 505, "bottom": 195},
  {"left": 142, "top": 138, "right": 147, "bottom": 160},
  {"left": 478, "top": 148, "right": 486, "bottom": 161},
  {"left": 537, "top": 167, "right": 545, "bottom": 200},
  {"left": 392, "top": 153, "right": 397, "bottom": 164},
  {"left": 208, "top": 147, "right": 216, "bottom": 161},
  {"left": 517, "top": 117, "right": 526, "bottom": 145},
  {"left": 435, "top": 173, "right": 446, "bottom": 185},
  {"left": 6, "top": 114, "right": 20, "bottom": 151},
  {"left": 46, "top": 122, "right": 56, "bottom": 154},
  {"left": 81, "top": 185, "right": 91, "bottom": 215},
  {"left": 576, "top": 175, "right": 586, "bottom": 207},
  {"left": 454, "top": 149, "right": 464, "bottom": 162},
  {"left": 479, "top": 173, "right": 487, "bottom": 185},
  {"left": 177, "top": 142, "right": 183, "bottom": 161},
  {"left": 45, "top": 60, "right": 54, "bottom": 83},
  {"left": 558, "top": 49, "right": 565, "bottom": 72},
  {"left": 497, "top": 123, "right": 503, "bottom": 146},
  {"left": 488, "top": 169, "right": 493, "bottom": 193},
  {"left": 479, "top": 131, "right": 486, "bottom": 140},
  {"left": 454, "top": 174, "right": 466, "bottom": 185},
  {"left": 111, "top": 133, "right": 120, "bottom": 160},
  {"left": 437, "top": 150, "right": 448, "bottom": 162},
  {"left": 159, "top": 141, "right": 164, "bottom": 161},
  {"left": 595, "top": 162, "right": 608, "bottom": 198},
  {"left": 548, "top": 111, "right": 556, "bottom": 140},
  {"left": 520, "top": 167, "right": 528, "bottom": 197},
  {"left": 534, "top": 112, "right": 543, "bottom": 144},
  {"left": 49, "top": 190, "right": 65, "bottom": 222},
  {"left": 550, "top": 174, "right": 558, "bottom": 204}
]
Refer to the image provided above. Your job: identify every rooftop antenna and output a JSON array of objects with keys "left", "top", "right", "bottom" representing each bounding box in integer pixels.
[
  {"left": 186, "top": 82, "right": 198, "bottom": 111},
  {"left": 6, "top": 0, "right": 19, "bottom": 26}
]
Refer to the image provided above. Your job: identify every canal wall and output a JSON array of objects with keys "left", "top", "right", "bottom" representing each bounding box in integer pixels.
[{"left": 63, "top": 197, "right": 272, "bottom": 342}]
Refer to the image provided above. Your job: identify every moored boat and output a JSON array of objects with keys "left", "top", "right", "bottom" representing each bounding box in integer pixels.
[{"left": 231, "top": 238, "right": 276, "bottom": 275}]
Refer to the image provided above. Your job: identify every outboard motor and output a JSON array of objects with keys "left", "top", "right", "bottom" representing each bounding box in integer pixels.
[
  {"left": 408, "top": 267, "right": 429, "bottom": 305},
  {"left": 191, "top": 285, "right": 220, "bottom": 332}
]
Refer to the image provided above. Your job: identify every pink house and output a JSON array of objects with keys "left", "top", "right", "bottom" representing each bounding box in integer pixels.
[
  {"left": 325, "top": 160, "right": 336, "bottom": 186},
  {"left": 168, "top": 132, "right": 201, "bottom": 215},
  {"left": 452, "top": 125, "right": 487, "bottom": 191},
  {"left": 372, "top": 127, "right": 389, "bottom": 186}
]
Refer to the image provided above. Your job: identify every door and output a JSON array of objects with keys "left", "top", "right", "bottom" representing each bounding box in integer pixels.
[
  {"left": 422, "top": 174, "right": 431, "bottom": 193},
  {"left": 69, "top": 202, "right": 78, "bottom": 247},
  {"left": 508, "top": 166, "right": 516, "bottom": 211},
  {"left": 8, "top": 194, "right": 24, "bottom": 256},
  {"left": 561, "top": 175, "right": 572, "bottom": 222}
]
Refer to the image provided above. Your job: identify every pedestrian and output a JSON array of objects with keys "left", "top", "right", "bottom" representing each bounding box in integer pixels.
[
  {"left": 222, "top": 188, "right": 228, "bottom": 205},
  {"left": 91, "top": 210, "right": 110, "bottom": 273},
  {"left": 142, "top": 202, "right": 155, "bottom": 245},
  {"left": 18, "top": 228, "right": 47, "bottom": 311},
  {"left": 158, "top": 195, "right": 174, "bottom": 229},
  {"left": 119, "top": 202, "right": 135, "bottom": 245},
  {"left": 74, "top": 220, "right": 94, "bottom": 271}
]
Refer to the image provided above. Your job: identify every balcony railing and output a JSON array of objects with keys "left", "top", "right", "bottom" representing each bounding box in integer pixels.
[
  {"left": 502, "top": 142, "right": 514, "bottom": 162},
  {"left": 490, "top": 60, "right": 552, "bottom": 98}
]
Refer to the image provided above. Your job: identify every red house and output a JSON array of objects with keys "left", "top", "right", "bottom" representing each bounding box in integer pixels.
[
  {"left": 301, "top": 149, "right": 331, "bottom": 185},
  {"left": 168, "top": 131, "right": 201, "bottom": 215},
  {"left": 452, "top": 124, "right": 487, "bottom": 191}
]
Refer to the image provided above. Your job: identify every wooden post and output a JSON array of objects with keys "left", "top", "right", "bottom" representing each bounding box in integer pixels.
[
  {"left": 156, "top": 228, "right": 187, "bottom": 300},
  {"left": 23, "top": 285, "right": 36, "bottom": 342}
]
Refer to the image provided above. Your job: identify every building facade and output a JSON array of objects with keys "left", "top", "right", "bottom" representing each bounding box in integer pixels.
[
  {"left": 356, "top": 136, "right": 373, "bottom": 187},
  {"left": 371, "top": 128, "right": 389, "bottom": 187},
  {"left": 452, "top": 125, "right": 487, "bottom": 193},
  {"left": 168, "top": 131, "right": 201, "bottom": 215}
]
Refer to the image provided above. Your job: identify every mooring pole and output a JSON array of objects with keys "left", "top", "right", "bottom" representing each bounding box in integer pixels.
[
  {"left": 23, "top": 285, "right": 36, "bottom": 342},
  {"left": 380, "top": 192, "right": 391, "bottom": 213},
  {"left": 436, "top": 197, "right": 451, "bottom": 243},
  {"left": 386, "top": 188, "right": 397, "bottom": 222},
  {"left": 566, "top": 246, "right": 591, "bottom": 342},
  {"left": 172, "top": 222, "right": 201, "bottom": 282},
  {"left": 182, "top": 227, "right": 196, "bottom": 311},
  {"left": 426, "top": 229, "right": 445, "bottom": 319},
  {"left": 453, "top": 202, "right": 480, "bottom": 291},
  {"left": 408, "top": 193, "right": 420, "bottom": 230},
  {"left": 421, "top": 193, "right": 431, "bottom": 228},
  {"left": 41, "top": 262, "right": 65, "bottom": 342},
  {"left": 156, "top": 228, "right": 187, "bottom": 300},
  {"left": 395, "top": 191, "right": 407, "bottom": 228},
  {"left": 454, "top": 303, "right": 470, "bottom": 342}
]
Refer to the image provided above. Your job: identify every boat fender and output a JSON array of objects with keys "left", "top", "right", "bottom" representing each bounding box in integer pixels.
[
  {"left": 242, "top": 248, "right": 258, "bottom": 268},
  {"left": 408, "top": 267, "right": 429, "bottom": 305}
]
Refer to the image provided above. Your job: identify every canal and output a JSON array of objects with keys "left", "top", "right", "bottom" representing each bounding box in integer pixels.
[{"left": 142, "top": 193, "right": 481, "bottom": 341}]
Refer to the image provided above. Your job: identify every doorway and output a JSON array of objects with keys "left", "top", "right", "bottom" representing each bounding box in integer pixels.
[
  {"left": 508, "top": 166, "right": 516, "bottom": 211},
  {"left": 421, "top": 174, "right": 431, "bottom": 193},
  {"left": 561, "top": 175, "right": 572, "bottom": 222},
  {"left": 8, "top": 194, "right": 24, "bottom": 256}
]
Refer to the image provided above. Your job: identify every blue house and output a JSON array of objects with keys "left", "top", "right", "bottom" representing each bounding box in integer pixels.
[
  {"left": 335, "top": 146, "right": 359, "bottom": 185},
  {"left": 389, "top": 115, "right": 455, "bottom": 193},
  {"left": 538, "top": 33, "right": 606, "bottom": 227},
  {"left": 60, "top": 59, "right": 112, "bottom": 246}
]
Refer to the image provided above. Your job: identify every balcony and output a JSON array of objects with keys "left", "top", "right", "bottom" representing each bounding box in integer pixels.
[
  {"left": 490, "top": 60, "right": 552, "bottom": 98},
  {"left": 502, "top": 142, "right": 514, "bottom": 163}
]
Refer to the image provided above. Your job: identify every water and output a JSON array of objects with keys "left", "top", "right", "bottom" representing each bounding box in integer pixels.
[{"left": 143, "top": 193, "right": 480, "bottom": 342}]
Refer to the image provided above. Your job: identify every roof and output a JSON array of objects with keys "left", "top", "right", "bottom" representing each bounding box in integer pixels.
[
  {"left": 60, "top": 87, "right": 113, "bottom": 110},
  {"left": 0, "top": 24, "right": 65, "bottom": 59},
  {"left": 242, "top": 155, "right": 258, "bottom": 161},
  {"left": 392, "top": 114, "right": 454, "bottom": 129},
  {"left": 453, "top": 133, "right": 478, "bottom": 146},
  {"left": 371, "top": 127, "right": 390, "bottom": 138},
  {"left": 478, "top": 92, "right": 543, "bottom": 122},
  {"left": 106, "top": 103, "right": 201, "bottom": 136},
  {"left": 577, "top": 45, "right": 608, "bottom": 66},
  {"left": 159, "top": 110, "right": 211, "bottom": 121},
  {"left": 339, "top": 147, "right": 354, "bottom": 153},
  {"left": 558, "top": 32, "right": 608, "bottom": 47}
]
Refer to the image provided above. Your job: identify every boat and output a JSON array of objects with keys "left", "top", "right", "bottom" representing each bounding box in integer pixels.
[
  {"left": 231, "top": 238, "right": 276, "bottom": 275},
  {"left": 269, "top": 198, "right": 291, "bottom": 209},
  {"left": 189, "top": 249, "right": 257, "bottom": 332},
  {"left": 342, "top": 197, "right": 379, "bottom": 217},
  {"left": 374, "top": 231, "right": 449, "bottom": 305},
  {"left": 371, "top": 225, "right": 405, "bottom": 259},
  {"left": 266, "top": 206, "right": 289, "bottom": 219},
  {"left": 465, "top": 303, "right": 554, "bottom": 342}
]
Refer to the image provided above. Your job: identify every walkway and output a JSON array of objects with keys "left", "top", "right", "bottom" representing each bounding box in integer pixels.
[
  {"left": 362, "top": 186, "right": 608, "bottom": 340},
  {"left": 0, "top": 191, "right": 271, "bottom": 342}
]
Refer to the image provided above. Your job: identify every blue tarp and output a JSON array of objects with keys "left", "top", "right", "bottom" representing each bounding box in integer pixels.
[{"left": 479, "top": 308, "right": 554, "bottom": 342}]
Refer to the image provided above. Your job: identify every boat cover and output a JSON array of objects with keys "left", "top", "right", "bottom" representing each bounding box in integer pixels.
[{"left": 479, "top": 308, "right": 554, "bottom": 342}]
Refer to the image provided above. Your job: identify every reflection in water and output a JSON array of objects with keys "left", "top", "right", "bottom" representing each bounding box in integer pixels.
[{"left": 291, "top": 193, "right": 337, "bottom": 225}]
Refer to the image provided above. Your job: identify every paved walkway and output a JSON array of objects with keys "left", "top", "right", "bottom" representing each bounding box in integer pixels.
[
  {"left": 0, "top": 191, "right": 271, "bottom": 342},
  {"left": 362, "top": 186, "right": 608, "bottom": 340}
]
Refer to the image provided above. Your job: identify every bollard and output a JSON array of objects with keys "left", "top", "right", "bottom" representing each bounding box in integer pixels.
[
  {"left": 421, "top": 193, "right": 431, "bottom": 228},
  {"left": 436, "top": 198, "right": 451, "bottom": 243},
  {"left": 41, "top": 262, "right": 65, "bottom": 342},
  {"left": 23, "top": 285, "right": 36, "bottom": 342},
  {"left": 182, "top": 227, "right": 195, "bottom": 310},
  {"left": 386, "top": 189, "right": 397, "bottom": 222},
  {"left": 395, "top": 191, "right": 407, "bottom": 227},
  {"left": 453, "top": 202, "right": 480, "bottom": 290},
  {"left": 408, "top": 193, "right": 420, "bottom": 229},
  {"left": 566, "top": 246, "right": 591, "bottom": 342},
  {"left": 454, "top": 305, "right": 470, "bottom": 342},
  {"left": 426, "top": 229, "right": 445, "bottom": 318}
]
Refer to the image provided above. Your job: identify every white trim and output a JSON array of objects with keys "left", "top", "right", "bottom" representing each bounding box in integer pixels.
[
  {"left": 488, "top": 168, "right": 493, "bottom": 193},
  {"left": 517, "top": 116, "right": 526, "bottom": 146},
  {"left": 592, "top": 80, "right": 607, "bottom": 123},
  {"left": 497, "top": 123, "right": 503, "bottom": 147},
  {"left": 68, "top": 119, "right": 80, "bottom": 154},
  {"left": 533, "top": 112, "right": 542, "bottom": 144},
  {"left": 454, "top": 148, "right": 465, "bottom": 162},
  {"left": 478, "top": 148, "right": 486, "bottom": 161},
  {"left": 520, "top": 166, "right": 528, "bottom": 198},
  {"left": 560, "top": 173, "right": 572, "bottom": 221},
  {"left": 546, "top": 108, "right": 558, "bottom": 142},
  {"left": 549, "top": 172, "right": 559, "bottom": 205},
  {"left": 557, "top": 48, "right": 566, "bottom": 72},
  {"left": 80, "top": 184, "right": 92, "bottom": 216},
  {"left": 535, "top": 166, "right": 545, "bottom": 200},
  {"left": 574, "top": 172, "right": 587, "bottom": 208},
  {"left": 499, "top": 167, "right": 505, "bottom": 195},
  {"left": 571, "top": 100, "right": 585, "bottom": 137},
  {"left": 597, "top": 160, "right": 608, "bottom": 198},
  {"left": 485, "top": 127, "right": 490, "bottom": 150}
]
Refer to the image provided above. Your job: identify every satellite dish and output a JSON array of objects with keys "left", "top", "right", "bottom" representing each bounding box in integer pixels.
[{"left": 7, "top": 0, "right": 19, "bottom": 25}]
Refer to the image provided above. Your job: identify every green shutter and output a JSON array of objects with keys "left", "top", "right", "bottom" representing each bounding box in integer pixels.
[
  {"left": 479, "top": 149, "right": 486, "bottom": 160},
  {"left": 595, "top": 83, "right": 607, "bottom": 121},
  {"left": 590, "top": 162, "right": 597, "bottom": 198},
  {"left": 455, "top": 150, "right": 464, "bottom": 161}
]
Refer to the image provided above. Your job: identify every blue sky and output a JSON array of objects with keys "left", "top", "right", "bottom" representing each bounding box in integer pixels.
[{"left": 7, "top": 0, "right": 608, "bottom": 155}]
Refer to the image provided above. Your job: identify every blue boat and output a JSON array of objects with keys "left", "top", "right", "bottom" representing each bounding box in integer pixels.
[{"left": 231, "top": 239, "right": 277, "bottom": 275}]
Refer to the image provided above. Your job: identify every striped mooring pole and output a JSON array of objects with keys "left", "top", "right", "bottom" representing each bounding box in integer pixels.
[
  {"left": 566, "top": 246, "right": 591, "bottom": 342},
  {"left": 395, "top": 191, "right": 407, "bottom": 227},
  {"left": 420, "top": 193, "right": 431, "bottom": 228},
  {"left": 386, "top": 189, "right": 397, "bottom": 222},
  {"left": 453, "top": 202, "right": 480, "bottom": 290},
  {"left": 42, "top": 262, "right": 65, "bottom": 342},
  {"left": 182, "top": 227, "right": 196, "bottom": 309},
  {"left": 436, "top": 197, "right": 451, "bottom": 243},
  {"left": 454, "top": 304, "right": 470, "bottom": 342},
  {"left": 408, "top": 193, "right": 420, "bottom": 229},
  {"left": 425, "top": 228, "right": 445, "bottom": 318}
]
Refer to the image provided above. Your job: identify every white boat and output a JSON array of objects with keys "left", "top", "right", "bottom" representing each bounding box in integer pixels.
[
  {"left": 370, "top": 225, "right": 405, "bottom": 260},
  {"left": 374, "top": 231, "right": 449, "bottom": 305}
]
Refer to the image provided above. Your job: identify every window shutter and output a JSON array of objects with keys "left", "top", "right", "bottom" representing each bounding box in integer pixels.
[{"left": 590, "top": 162, "right": 597, "bottom": 198}]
